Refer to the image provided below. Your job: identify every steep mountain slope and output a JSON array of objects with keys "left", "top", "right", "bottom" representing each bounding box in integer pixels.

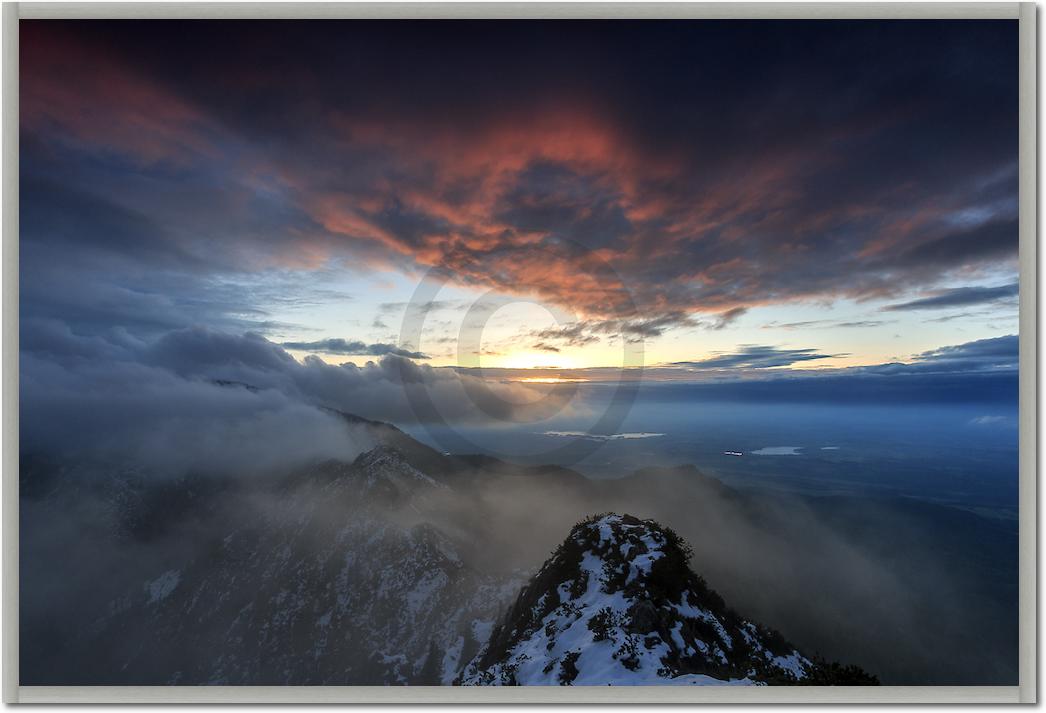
[
  {"left": 459, "top": 514, "right": 876, "bottom": 686},
  {"left": 64, "top": 446, "right": 523, "bottom": 685},
  {"left": 323, "top": 406, "right": 593, "bottom": 492}
]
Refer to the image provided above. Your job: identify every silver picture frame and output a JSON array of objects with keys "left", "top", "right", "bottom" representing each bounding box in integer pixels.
[{"left": 1, "top": 2, "right": 1037, "bottom": 703}]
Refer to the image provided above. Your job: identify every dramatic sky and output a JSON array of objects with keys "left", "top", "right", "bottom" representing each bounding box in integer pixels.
[{"left": 21, "top": 20, "right": 1019, "bottom": 382}]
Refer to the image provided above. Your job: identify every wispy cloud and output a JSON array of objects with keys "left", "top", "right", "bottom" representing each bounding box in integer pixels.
[
  {"left": 763, "top": 319, "right": 892, "bottom": 330},
  {"left": 884, "top": 283, "right": 1018, "bottom": 311},
  {"left": 860, "top": 335, "right": 1018, "bottom": 375},
  {"left": 970, "top": 415, "right": 1007, "bottom": 426},
  {"left": 281, "top": 338, "right": 428, "bottom": 360},
  {"left": 670, "top": 345, "right": 844, "bottom": 370}
]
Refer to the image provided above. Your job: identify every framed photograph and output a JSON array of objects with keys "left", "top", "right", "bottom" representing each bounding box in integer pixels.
[{"left": 3, "top": 2, "right": 1037, "bottom": 704}]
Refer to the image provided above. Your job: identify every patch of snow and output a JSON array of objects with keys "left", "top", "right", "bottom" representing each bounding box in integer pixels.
[
  {"left": 144, "top": 569, "right": 181, "bottom": 604},
  {"left": 404, "top": 570, "right": 449, "bottom": 618},
  {"left": 770, "top": 651, "right": 810, "bottom": 678},
  {"left": 441, "top": 635, "right": 465, "bottom": 684},
  {"left": 471, "top": 619, "right": 494, "bottom": 645},
  {"left": 464, "top": 515, "right": 756, "bottom": 686}
]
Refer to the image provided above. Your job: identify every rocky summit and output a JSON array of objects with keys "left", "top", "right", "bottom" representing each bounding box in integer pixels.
[{"left": 459, "top": 514, "right": 876, "bottom": 686}]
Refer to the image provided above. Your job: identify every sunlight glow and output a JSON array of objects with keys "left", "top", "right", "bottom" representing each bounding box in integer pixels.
[
  {"left": 500, "top": 351, "right": 579, "bottom": 370},
  {"left": 517, "top": 376, "right": 590, "bottom": 384}
]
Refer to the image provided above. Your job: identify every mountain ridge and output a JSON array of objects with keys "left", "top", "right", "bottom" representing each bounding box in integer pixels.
[
  {"left": 22, "top": 401, "right": 1015, "bottom": 685},
  {"left": 459, "top": 513, "right": 876, "bottom": 686}
]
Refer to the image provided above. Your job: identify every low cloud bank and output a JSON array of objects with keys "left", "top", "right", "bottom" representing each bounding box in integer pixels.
[{"left": 21, "top": 321, "right": 557, "bottom": 478}]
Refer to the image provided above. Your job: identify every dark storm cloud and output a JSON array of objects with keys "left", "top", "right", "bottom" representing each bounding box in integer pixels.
[
  {"left": 671, "top": 345, "right": 843, "bottom": 370},
  {"left": 19, "top": 20, "right": 1019, "bottom": 334},
  {"left": 887, "top": 218, "right": 1018, "bottom": 273},
  {"left": 884, "top": 283, "right": 1019, "bottom": 311},
  {"left": 20, "top": 176, "right": 206, "bottom": 271},
  {"left": 281, "top": 338, "right": 428, "bottom": 359},
  {"left": 19, "top": 157, "right": 357, "bottom": 339}
]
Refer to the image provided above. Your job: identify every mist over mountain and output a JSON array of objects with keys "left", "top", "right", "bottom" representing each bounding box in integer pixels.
[{"left": 21, "top": 397, "right": 1016, "bottom": 685}]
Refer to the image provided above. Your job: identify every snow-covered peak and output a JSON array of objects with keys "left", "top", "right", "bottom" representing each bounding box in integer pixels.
[
  {"left": 355, "top": 445, "right": 432, "bottom": 479},
  {"left": 348, "top": 445, "right": 445, "bottom": 496},
  {"left": 459, "top": 514, "right": 820, "bottom": 686}
]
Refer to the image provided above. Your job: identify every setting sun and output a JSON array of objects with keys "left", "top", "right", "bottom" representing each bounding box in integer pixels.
[
  {"left": 498, "top": 351, "right": 579, "bottom": 371},
  {"left": 517, "top": 376, "right": 590, "bottom": 384}
]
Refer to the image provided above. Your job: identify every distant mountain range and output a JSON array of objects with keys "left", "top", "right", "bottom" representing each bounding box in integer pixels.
[{"left": 20, "top": 401, "right": 1015, "bottom": 684}]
